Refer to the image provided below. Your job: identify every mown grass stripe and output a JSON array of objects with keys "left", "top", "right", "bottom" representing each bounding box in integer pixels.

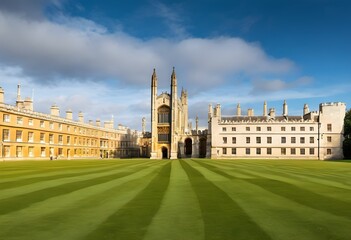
[
  {"left": 0, "top": 160, "right": 157, "bottom": 200},
  {"left": 245, "top": 178, "right": 351, "bottom": 219},
  {"left": 180, "top": 160, "right": 271, "bottom": 240},
  {"left": 143, "top": 160, "right": 205, "bottom": 240},
  {"left": 0, "top": 162, "right": 167, "bottom": 240},
  {"left": 192, "top": 160, "right": 350, "bottom": 240},
  {"left": 195, "top": 160, "right": 351, "bottom": 219},
  {"left": 0, "top": 162, "right": 154, "bottom": 215},
  {"left": 0, "top": 164, "right": 126, "bottom": 190},
  {"left": 84, "top": 161, "right": 172, "bottom": 240}
]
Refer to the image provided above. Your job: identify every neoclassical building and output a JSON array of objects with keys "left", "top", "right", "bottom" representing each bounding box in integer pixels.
[
  {"left": 150, "top": 68, "right": 207, "bottom": 159},
  {"left": 208, "top": 101, "right": 346, "bottom": 160},
  {"left": 0, "top": 85, "right": 140, "bottom": 160}
]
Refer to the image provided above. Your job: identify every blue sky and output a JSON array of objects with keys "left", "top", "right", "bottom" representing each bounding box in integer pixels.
[{"left": 0, "top": 0, "right": 350, "bottom": 130}]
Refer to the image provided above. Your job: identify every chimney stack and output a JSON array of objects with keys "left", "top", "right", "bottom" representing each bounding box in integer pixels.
[
  {"left": 66, "top": 109, "right": 73, "bottom": 120},
  {"left": 50, "top": 104, "right": 60, "bottom": 116},
  {"left": 78, "top": 112, "right": 84, "bottom": 123}
]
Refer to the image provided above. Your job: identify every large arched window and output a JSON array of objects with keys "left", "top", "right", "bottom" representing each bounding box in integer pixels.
[{"left": 158, "top": 106, "right": 170, "bottom": 124}]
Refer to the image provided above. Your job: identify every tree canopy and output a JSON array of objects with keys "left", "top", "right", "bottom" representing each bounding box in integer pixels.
[{"left": 343, "top": 109, "right": 351, "bottom": 159}]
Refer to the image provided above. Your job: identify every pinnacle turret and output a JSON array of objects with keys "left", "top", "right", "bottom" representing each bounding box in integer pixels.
[
  {"left": 171, "top": 67, "right": 177, "bottom": 86},
  {"left": 151, "top": 68, "right": 157, "bottom": 87}
]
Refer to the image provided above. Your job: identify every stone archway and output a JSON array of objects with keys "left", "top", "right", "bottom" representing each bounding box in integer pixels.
[
  {"left": 184, "top": 138, "right": 192, "bottom": 157},
  {"left": 162, "top": 147, "right": 168, "bottom": 159},
  {"left": 199, "top": 138, "right": 207, "bottom": 158}
]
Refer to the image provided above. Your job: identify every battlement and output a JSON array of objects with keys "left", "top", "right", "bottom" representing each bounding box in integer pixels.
[{"left": 320, "top": 102, "right": 346, "bottom": 107}]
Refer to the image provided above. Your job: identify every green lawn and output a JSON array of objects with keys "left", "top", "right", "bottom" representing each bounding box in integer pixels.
[{"left": 0, "top": 159, "right": 351, "bottom": 240}]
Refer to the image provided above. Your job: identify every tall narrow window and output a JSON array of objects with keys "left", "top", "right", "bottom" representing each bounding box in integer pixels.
[
  {"left": 246, "top": 137, "right": 250, "bottom": 144},
  {"left": 158, "top": 106, "right": 170, "bottom": 124},
  {"left": 246, "top": 148, "right": 250, "bottom": 155},
  {"left": 256, "top": 137, "right": 261, "bottom": 144},
  {"left": 17, "top": 117, "right": 23, "bottom": 125},
  {"left": 327, "top": 124, "right": 332, "bottom": 131},
  {"left": 28, "top": 132, "right": 34, "bottom": 142},
  {"left": 310, "top": 137, "right": 314, "bottom": 143},
  {"left": 281, "top": 148, "right": 286, "bottom": 155},
  {"left": 40, "top": 133, "right": 45, "bottom": 143},
  {"left": 300, "top": 137, "right": 305, "bottom": 144},
  {"left": 232, "top": 137, "right": 236, "bottom": 144},
  {"left": 223, "top": 137, "right": 227, "bottom": 144},
  {"left": 3, "top": 114, "right": 10, "bottom": 122},
  {"left": 2, "top": 129, "right": 10, "bottom": 141},
  {"left": 267, "top": 137, "right": 272, "bottom": 144},
  {"left": 267, "top": 148, "right": 272, "bottom": 155},
  {"left": 231, "top": 148, "right": 236, "bottom": 155},
  {"left": 16, "top": 130, "right": 22, "bottom": 142},
  {"left": 16, "top": 146, "right": 23, "bottom": 157}
]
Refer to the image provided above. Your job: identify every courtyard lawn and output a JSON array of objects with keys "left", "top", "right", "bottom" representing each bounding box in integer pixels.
[{"left": 0, "top": 159, "right": 351, "bottom": 240}]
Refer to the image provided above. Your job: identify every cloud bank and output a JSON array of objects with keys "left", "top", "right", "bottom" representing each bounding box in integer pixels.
[{"left": 0, "top": 9, "right": 294, "bottom": 88}]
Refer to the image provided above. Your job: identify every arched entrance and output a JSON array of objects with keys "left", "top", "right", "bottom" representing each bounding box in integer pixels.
[
  {"left": 185, "top": 138, "right": 192, "bottom": 157},
  {"left": 199, "top": 138, "right": 207, "bottom": 158},
  {"left": 162, "top": 147, "right": 168, "bottom": 159}
]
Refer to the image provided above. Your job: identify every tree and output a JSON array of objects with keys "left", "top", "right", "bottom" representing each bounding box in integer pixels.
[{"left": 343, "top": 109, "right": 351, "bottom": 159}]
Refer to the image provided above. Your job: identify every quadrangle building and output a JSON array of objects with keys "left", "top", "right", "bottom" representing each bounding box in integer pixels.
[
  {"left": 0, "top": 68, "right": 347, "bottom": 160},
  {"left": 0, "top": 85, "right": 140, "bottom": 160},
  {"left": 149, "top": 68, "right": 346, "bottom": 160}
]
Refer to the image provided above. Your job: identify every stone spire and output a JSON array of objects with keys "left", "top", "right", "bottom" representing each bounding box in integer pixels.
[
  {"left": 151, "top": 68, "right": 157, "bottom": 87},
  {"left": 171, "top": 67, "right": 177, "bottom": 86},
  {"left": 195, "top": 115, "right": 199, "bottom": 132}
]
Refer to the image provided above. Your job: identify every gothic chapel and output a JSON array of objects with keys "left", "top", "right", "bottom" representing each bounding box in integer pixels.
[{"left": 150, "top": 68, "right": 208, "bottom": 159}]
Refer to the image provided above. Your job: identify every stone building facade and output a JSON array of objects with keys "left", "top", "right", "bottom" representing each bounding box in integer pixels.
[
  {"left": 150, "top": 68, "right": 207, "bottom": 159},
  {"left": 208, "top": 101, "right": 346, "bottom": 160},
  {"left": 0, "top": 85, "right": 140, "bottom": 160}
]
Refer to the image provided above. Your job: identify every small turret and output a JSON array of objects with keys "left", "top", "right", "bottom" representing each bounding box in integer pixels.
[
  {"left": 236, "top": 103, "right": 241, "bottom": 116},
  {"left": 195, "top": 115, "right": 199, "bottom": 132},
  {"left": 171, "top": 67, "right": 177, "bottom": 86},
  {"left": 151, "top": 68, "right": 157, "bottom": 87},
  {"left": 142, "top": 117, "right": 146, "bottom": 134},
  {"left": 215, "top": 104, "right": 221, "bottom": 118},
  {"left": 303, "top": 104, "right": 309, "bottom": 115},
  {"left": 247, "top": 108, "right": 254, "bottom": 117},
  {"left": 263, "top": 101, "right": 267, "bottom": 116},
  {"left": 16, "top": 83, "right": 24, "bottom": 108},
  {"left": 208, "top": 104, "right": 213, "bottom": 120},
  {"left": 269, "top": 108, "right": 276, "bottom": 118},
  {"left": 283, "top": 100, "right": 288, "bottom": 116}
]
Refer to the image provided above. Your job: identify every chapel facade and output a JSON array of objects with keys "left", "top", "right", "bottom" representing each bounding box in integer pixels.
[{"left": 150, "top": 68, "right": 207, "bottom": 159}]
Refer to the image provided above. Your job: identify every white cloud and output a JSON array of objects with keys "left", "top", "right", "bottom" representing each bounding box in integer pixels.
[
  {"left": 0, "top": 8, "right": 325, "bottom": 131},
  {"left": 0, "top": 10, "right": 294, "bottom": 88}
]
